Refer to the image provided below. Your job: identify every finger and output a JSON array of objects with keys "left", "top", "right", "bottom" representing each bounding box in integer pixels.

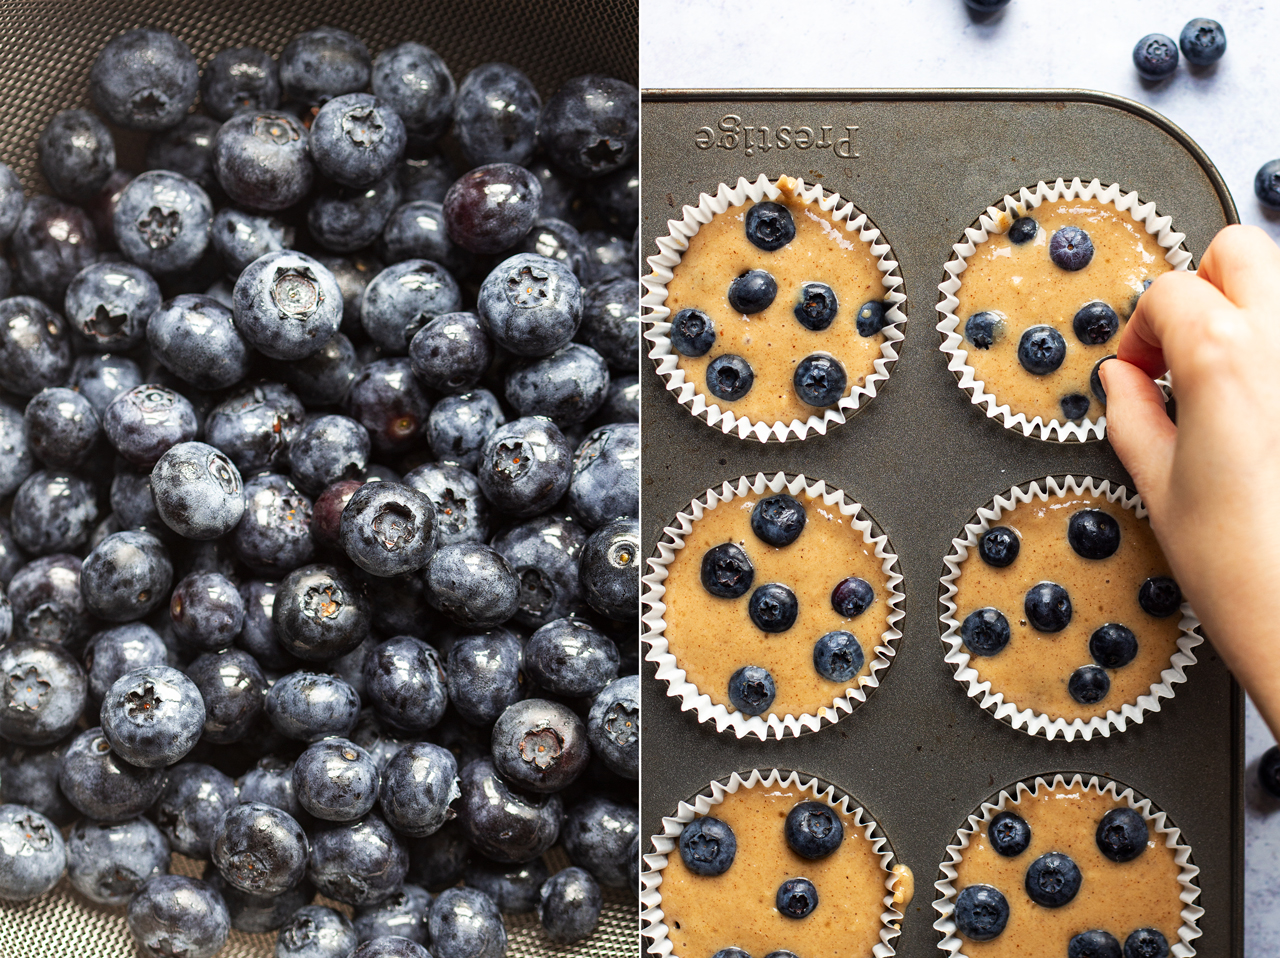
[
  {"left": 1099, "top": 358, "right": 1177, "bottom": 511},
  {"left": 1197, "top": 224, "right": 1280, "bottom": 310},
  {"left": 1119, "top": 270, "right": 1233, "bottom": 377}
]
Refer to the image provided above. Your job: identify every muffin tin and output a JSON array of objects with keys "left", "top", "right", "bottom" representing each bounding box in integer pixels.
[{"left": 640, "top": 89, "right": 1242, "bottom": 957}]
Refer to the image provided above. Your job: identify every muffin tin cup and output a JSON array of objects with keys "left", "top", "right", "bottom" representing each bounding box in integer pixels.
[
  {"left": 642, "top": 471, "right": 905, "bottom": 740},
  {"left": 938, "top": 474, "right": 1203, "bottom": 742},
  {"left": 641, "top": 767, "right": 905, "bottom": 958},
  {"left": 935, "top": 176, "right": 1193, "bottom": 443},
  {"left": 932, "top": 772, "right": 1204, "bottom": 958},
  {"left": 641, "top": 173, "right": 907, "bottom": 442}
]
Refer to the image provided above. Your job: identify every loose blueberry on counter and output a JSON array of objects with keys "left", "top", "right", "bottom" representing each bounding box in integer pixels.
[
  {"left": 89, "top": 29, "right": 199, "bottom": 131},
  {"left": 200, "top": 45, "right": 279, "bottom": 119},
  {"left": 786, "top": 801, "right": 843, "bottom": 859},
  {"left": 127, "top": 874, "right": 230, "bottom": 958},
  {"left": 748, "top": 583, "right": 799, "bottom": 633},
  {"left": 831, "top": 576, "right": 875, "bottom": 618},
  {"left": 57, "top": 727, "right": 165, "bottom": 822},
  {"left": 152, "top": 441, "right": 245, "bottom": 540},
  {"left": 1134, "top": 34, "right": 1180, "bottom": 80},
  {"left": 1090, "top": 623, "right": 1138, "bottom": 669},
  {"left": 964, "top": 311, "right": 1003, "bottom": 349},
  {"left": 794, "top": 353, "right": 847, "bottom": 407},
  {"left": 0, "top": 641, "right": 86, "bottom": 746},
  {"left": 813, "top": 630, "right": 865, "bottom": 682},
  {"left": 525, "top": 617, "right": 619, "bottom": 698},
  {"left": 152, "top": 762, "right": 237, "bottom": 858},
  {"left": 751, "top": 494, "right": 806, "bottom": 548},
  {"left": 856, "top": 300, "right": 889, "bottom": 337},
  {"left": 1180, "top": 18, "right": 1227, "bottom": 66},
  {"left": 491, "top": 698, "right": 588, "bottom": 795},
  {"left": 80, "top": 530, "right": 172, "bottom": 623},
  {"left": 1091, "top": 355, "right": 1115, "bottom": 404},
  {"left": 1260, "top": 746, "right": 1280, "bottom": 799},
  {"left": 456, "top": 757, "right": 561, "bottom": 864},
  {"left": 745, "top": 201, "right": 796, "bottom": 252},
  {"left": 114, "top": 171, "right": 213, "bottom": 275},
  {"left": 452, "top": 63, "right": 540, "bottom": 167},
  {"left": 1007, "top": 216, "right": 1038, "bottom": 244},
  {"left": 363, "top": 635, "right": 449, "bottom": 734},
  {"left": 727, "top": 665, "right": 775, "bottom": 716},
  {"left": 1068, "top": 509, "right": 1121, "bottom": 560},
  {"left": 588, "top": 674, "right": 639, "bottom": 779},
  {"left": 476, "top": 416, "right": 573, "bottom": 519},
  {"left": 728, "top": 269, "right": 777, "bottom": 315},
  {"left": 1073, "top": 301, "right": 1120, "bottom": 345},
  {"left": 1256, "top": 160, "right": 1280, "bottom": 210},
  {"left": 212, "top": 112, "right": 313, "bottom": 211},
  {"left": 1061, "top": 394, "right": 1091, "bottom": 421},
  {"left": 570, "top": 427, "right": 639, "bottom": 531},
  {"left": 278, "top": 905, "right": 360, "bottom": 958},
  {"left": 794, "top": 282, "right": 838, "bottom": 331},
  {"left": 379, "top": 741, "right": 459, "bottom": 837},
  {"left": 705, "top": 354, "right": 754, "bottom": 402},
  {"left": 13, "top": 199, "right": 99, "bottom": 305},
  {"left": 1049, "top": 226, "right": 1095, "bottom": 271},
  {"left": 1124, "top": 928, "right": 1170, "bottom": 958},
  {"left": 954, "top": 884, "right": 1009, "bottom": 941},
  {"left": 102, "top": 384, "right": 198, "bottom": 469},
  {"left": 960, "top": 608, "right": 1011, "bottom": 657},
  {"left": 234, "top": 250, "right": 343, "bottom": 360},
  {"left": 99, "top": 664, "right": 205, "bottom": 768},
  {"left": 354, "top": 883, "right": 432, "bottom": 944},
  {"left": 1017, "top": 325, "right": 1067, "bottom": 375},
  {"left": 978, "top": 526, "right": 1020, "bottom": 567},
  {"left": 1024, "top": 851, "right": 1082, "bottom": 907},
  {"left": 10, "top": 471, "right": 98, "bottom": 557},
  {"left": 1069, "top": 930, "right": 1122, "bottom": 958},
  {"left": 989, "top": 811, "right": 1031, "bottom": 857},
  {"left": 1025, "top": 581, "right": 1072, "bottom": 632},
  {"left": 537, "top": 74, "right": 638, "bottom": 179},
  {"left": 1138, "top": 576, "right": 1182, "bottom": 618},
  {"left": 278, "top": 26, "right": 370, "bottom": 106},
  {"left": 23, "top": 387, "right": 99, "bottom": 470},
  {"left": 777, "top": 877, "right": 818, "bottom": 919},
  {"left": 1095, "top": 807, "right": 1149, "bottom": 862},
  {"left": 187, "top": 648, "right": 265, "bottom": 744},
  {"left": 538, "top": 866, "right": 602, "bottom": 944},
  {"left": 0, "top": 296, "right": 72, "bottom": 396},
  {"left": 409, "top": 312, "right": 492, "bottom": 394},
  {"left": 39, "top": 109, "right": 116, "bottom": 203},
  {"left": 429, "top": 886, "right": 507, "bottom": 958},
  {"left": 66, "top": 817, "right": 169, "bottom": 906},
  {"left": 678, "top": 816, "right": 736, "bottom": 876}
]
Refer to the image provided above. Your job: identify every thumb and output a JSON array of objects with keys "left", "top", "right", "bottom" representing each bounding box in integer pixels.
[{"left": 1099, "top": 358, "right": 1177, "bottom": 513}]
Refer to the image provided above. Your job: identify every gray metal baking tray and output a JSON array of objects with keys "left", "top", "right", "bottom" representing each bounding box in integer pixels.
[{"left": 640, "top": 89, "right": 1242, "bottom": 957}]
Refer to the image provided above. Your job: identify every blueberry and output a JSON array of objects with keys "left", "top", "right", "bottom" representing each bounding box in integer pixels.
[
  {"left": 114, "top": 171, "right": 213, "bottom": 275},
  {"left": 744, "top": 201, "right": 796, "bottom": 252},
  {"left": 9, "top": 471, "right": 97, "bottom": 557},
  {"left": 1061, "top": 394, "right": 1091, "bottom": 421},
  {"left": 962, "top": 311, "right": 1002, "bottom": 350},
  {"left": 465, "top": 859, "right": 548, "bottom": 914},
  {"left": 1069, "top": 303, "right": 1120, "bottom": 348},
  {"left": 280, "top": 905, "right": 361, "bottom": 958},
  {"left": 978, "top": 526, "right": 1019, "bottom": 567},
  {"left": 0, "top": 297, "right": 72, "bottom": 396},
  {"left": 477, "top": 252, "right": 582, "bottom": 356},
  {"left": 1096, "top": 806, "right": 1149, "bottom": 862},
  {"left": 453, "top": 63, "right": 540, "bottom": 167},
  {"left": 988, "top": 811, "right": 1031, "bottom": 857},
  {"left": 581, "top": 230, "right": 633, "bottom": 284},
  {"left": 311, "top": 94, "right": 407, "bottom": 190},
  {"left": 960, "top": 608, "right": 1011, "bottom": 656},
  {"left": 148, "top": 294, "right": 250, "bottom": 390},
  {"left": 1049, "top": 225, "right": 1095, "bottom": 271},
  {"left": 0, "top": 806, "right": 68, "bottom": 900},
  {"left": 457, "top": 757, "right": 561, "bottom": 863},
  {"left": 538, "top": 866, "right": 601, "bottom": 944},
  {"left": 506, "top": 343, "right": 611, "bottom": 426},
  {"left": 794, "top": 353, "right": 847, "bottom": 407},
  {"left": 794, "top": 283, "right": 837, "bottom": 331},
  {"left": 785, "top": 801, "right": 843, "bottom": 859},
  {"left": 145, "top": 114, "right": 221, "bottom": 195},
  {"left": 593, "top": 162, "right": 639, "bottom": 233},
  {"left": 477, "top": 416, "right": 573, "bottom": 518},
  {"left": 57, "top": 727, "right": 165, "bottom": 821},
  {"left": 537, "top": 75, "right": 638, "bottom": 179},
  {"left": 1068, "top": 509, "right": 1122, "bottom": 560},
  {"left": 363, "top": 636, "right": 449, "bottom": 734},
  {"left": 813, "top": 630, "right": 865, "bottom": 682},
  {"left": 265, "top": 672, "right": 359, "bottom": 743},
  {"left": 492, "top": 513, "right": 587, "bottom": 627},
  {"left": 727, "top": 665, "right": 775, "bottom": 715},
  {"left": 370, "top": 42, "right": 453, "bottom": 143},
  {"left": 211, "top": 874, "right": 313, "bottom": 934},
  {"left": 831, "top": 576, "right": 875, "bottom": 618},
  {"left": 0, "top": 405, "right": 33, "bottom": 498},
  {"left": 424, "top": 543, "right": 519, "bottom": 628},
  {"left": 525, "top": 617, "right": 619, "bottom": 698},
  {"left": 187, "top": 648, "right": 266, "bottom": 744},
  {"left": 288, "top": 415, "right": 371, "bottom": 498},
  {"left": 273, "top": 563, "right": 370, "bottom": 661},
  {"left": 1134, "top": 34, "right": 1180, "bottom": 80},
  {"left": 777, "top": 877, "right": 818, "bottom": 918},
  {"left": 80, "top": 530, "right": 172, "bottom": 622},
  {"left": 153, "top": 762, "right": 237, "bottom": 858},
  {"left": 1091, "top": 355, "right": 1115, "bottom": 403},
  {"left": 103, "top": 384, "right": 198, "bottom": 469},
  {"left": 520, "top": 216, "right": 587, "bottom": 278},
  {"left": 1024, "top": 851, "right": 1082, "bottom": 907},
  {"left": 23, "top": 387, "right": 99, "bottom": 470},
  {"left": 1260, "top": 746, "right": 1280, "bottom": 798},
  {"left": 1017, "top": 325, "right": 1067, "bottom": 374},
  {"left": 0, "top": 163, "right": 24, "bottom": 241},
  {"left": 127, "top": 874, "right": 230, "bottom": 958},
  {"left": 1069, "top": 930, "right": 1123, "bottom": 958},
  {"left": 152, "top": 441, "right": 245, "bottom": 540},
  {"left": 89, "top": 29, "right": 199, "bottom": 131},
  {"left": 405, "top": 821, "right": 471, "bottom": 891},
  {"left": 954, "top": 884, "right": 1009, "bottom": 941},
  {"left": 341, "top": 481, "right": 439, "bottom": 577},
  {"left": 1138, "top": 576, "right": 1182, "bottom": 617},
  {"left": 39, "top": 109, "right": 116, "bottom": 202},
  {"left": 425, "top": 391, "right": 507, "bottom": 472},
  {"left": 293, "top": 738, "right": 381, "bottom": 823},
  {"left": 378, "top": 742, "right": 459, "bottom": 837},
  {"left": 8, "top": 555, "right": 90, "bottom": 649},
  {"left": 701, "top": 354, "right": 753, "bottom": 402},
  {"left": 234, "top": 473, "right": 316, "bottom": 576},
  {"left": 587, "top": 674, "right": 639, "bottom": 779},
  {"left": 205, "top": 383, "right": 304, "bottom": 475},
  {"left": 64, "top": 261, "right": 161, "bottom": 353},
  {"left": 211, "top": 208, "right": 292, "bottom": 277},
  {"left": 0, "top": 640, "right": 86, "bottom": 747},
  {"left": 67, "top": 817, "right": 169, "bottom": 905},
  {"left": 579, "top": 517, "right": 640, "bottom": 621},
  {"left": 491, "top": 698, "right": 589, "bottom": 794},
  {"left": 728, "top": 269, "right": 777, "bottom": 314},
  {"left": 581, "top": 277, "right": 639, "bottom": 371},
  {"left": 1025, "top": 581, "right": 1072, "bottom": 633},
  {"left": 569, "top": 422, "right": 639, "bottom": 529},
  {"left": 279, "top": 27, "right": 371, "bottom": 106},
  {"left": 380, "top": 201, "right": 457, "bottom": 269},
  {"left": 445, "top": 630, "right": 524, "bottom": 727},
  {"left": 402, "top": 463, "right": 492, "bottom": 547},
  {"left": 748, "top": 583, "right": 799, "bottom": 633},
  {"left": 12, "top": 199, "right": 99, "bottom": 304},
  {"left": 1124, "top": 929, "right": 1170, "bottom": 958},
  {"left": 1008, "top": 216, "right": 1038, "bottom": 244},
  {"left": 201, "top": 46, "right": 279, "bottom": 120},
  {"left": 1256, "top": 160, "right": 1280, "bottom": 210},
  {"left": 234, "top": 250, "right": 344, "bottom": 360},
  {"left": 444, "top": 163, "right": 542, "bottom": 255},
  {"left": 99, "top": 664, "right": 204, "bottom": 767},
  {"left": 679, "top": 816, "right": 736, "bottom": 876},
  {"left": 398, "top": 154, "right": 458, "bottom": 207},
  {"left": 856, "top": 300, "right": 889, "bottom": 337},
  {"left": 361, "top": 259, "right": 462, "bottom": 354},
  {"left": 1082, "top": 625, "right": 1138, "bottom": 674},
  {"left": 353, "top": 884, "right": 432, "bottom": 944},
  {"left": 429, "top": 886, "right": 507, "bottom": 958},
  {"left": 0, "top": 740, "right": 76, "bottom": 826},
  {"left": 213, "top": 112, "right": 314, "bottom": 211}
]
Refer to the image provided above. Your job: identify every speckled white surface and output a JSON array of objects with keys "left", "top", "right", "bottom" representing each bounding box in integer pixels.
[{"left": 641, "top": 1, "right": 1280, "bottom": 951}]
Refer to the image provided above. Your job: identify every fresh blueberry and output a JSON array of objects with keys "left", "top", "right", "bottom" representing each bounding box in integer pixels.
[
  {"left": 152, "top": 762, "right": 237, "bottom": 858},
  {"left": 80, "top": 530, "right": 172, "bottom": 623},
  {"left": 1096, "top": 806, "right": 1149, "bottom": 862},
  {"left": 10, "top": 471, "right": 98, "bottom": 557},
  {"left": 566, "top": 422, "right": 638, "bottom": 529},
  {"left": 748, "top": 583, "right": 798, "bottom": 633},
  {"left": 1134, "top": 34, "right": 1180, "bottom": 80},
  {"left": 1138, "top": 576, "right": 1182, "bottom": 617},
  {"left": 579, "top": 517, "right": 639, "bottom": 621},
  {"left": 0, "top": 163, "right": 24, "bottom": 241},
  {"left": 444, "top": 163, "right": 541, "bottom": 255},
  {"left": 0, "top": 520, "right": 24, "bottom": 589},
  {"left": 581, "top": 277, "right": 639, "bottom": 372},
  {"left": 477, "top": 416, "right": 573, "bottom": 518},
  {"left": 491, "top": 698, "right": 588, "bottom": 795},
  {"left": 39, "top": 109, "right": 116, "bottom": 202},
  {"left": 587, "top": 674, "right": 638, "bottom": 779},
  {"left": 265, "top": 671, "right": 360, "bottom": 743},
  {"left": 1061, "top": 394, "right": 1091, "bottom": 421},
  {"left": 187, "top": 648, "right": 266, "bottom": 744},
  {"left": 151, "top": 441, "right": 245, "bottom": 540},
  {"left": 279, "top": 905, "right": 361, "bottom": 958},
  {"left": 743, "top": 201, "right": 796, "bottom": 252},
  {"left": 1008, "top": 216, "right": 1038, "bottom": 243},
  {"left": 1069, "top": 930, "right": 1123, "bottom": 958},
  {"left": 537, "top": 75, "right": 638, "bottom": 179},
  {"left": 794, "top": 353, "right": 847, "bottom": 407},
  {"left": 0, "top": 804, "right": 64, "bottom": 902},
  {"left": 1018, "top": 325, "right": 1067, "bottom": 374},
  {"left": 793, "top": 283, "right": 837, "bottom": 331},
  {"left": 960, "top": 607, "right": 1011, "bottom": 656},
  {"left": 127, "top": 874, "right": 230, "bottom": 958},
  {"left": 381, "top": 201, "right": 457, "bottom": 268},
  {"left": 0, "top": 296, "right": 72, "bottom": 396},
  {"left": 59, "top": 726, "right": 166, "bottom": 821},
  {"left": 99, "top": 664, "right": 204, "bottom": 767},
  {"left": 378, "top": 741, "right": 459, "bottom": 837},
  {"left": 1068, "top": 509, "right": 1121, "bottom": 560},
  {"left": 64, "top": 261, "right": 160, "bottom": 354},
  {"left": 402, "top": 463, "right": 492, "bottom": 547},
  {"left": 452, "top": 63, "right": 540, "bottom": 167},
  {"left": 679, "top": 816, "right": 735, "bottom": 876},
  {"left": 144, "top": 114, "right": 221, "bottom": 195},
  {"left": 505, "top": 343, "right": 611, "bottom": 426},
  {"left": 520, "top": 217, "right": 587, "bottom": 278},
  {"left": 8, "top": 555, "right": 90, "bottom": 648},
  {"left": 279, "top": 27, "right": 370, "bottom": 106},
  {"left": 205, "top": 383, "right": 304, "bottom": 475},
  {"left": 272, "top": 563, "right": 370, "bottom": 661},
  {"left": 1072, "top": 302, "right": 1120, "bottom": 347},
  {"left": 234, "top": 250, "right": 343, "bottom": 360},
  {"left": 213, "top": 112, "right": 314, "bottom": 211},
  {"left": 12, "top": 199, "right": 99, "bottom": 304},
  {"left": 1261, "top": 746, "right": 1280, "bottom": 799},
  {"left": 785, "top": 801, "right": 843, "bottom": 859},
  {"left": 425, "top": 391, "right": 506, "bottom": 472},
  {"left": 954, "top": 884, "right": 1008, "bottom": 941},
  {"left": 286, "top": 418, "right": 369, "bottom": 500},
  {"left": 234, "top": 473, "right": 315, "bottom": 576},
  {"left": 23, "top": 387, "right": 99, "bottom": 470},
  {"left": 0, "top": 641, "right": 85, "bottom": 746},
  {"left": 399, "top": 154, "right": 458, "bottom": 206},
  {"left": 1024, "top": 851, "right": 1082, "bottom": 907},
  {"left": 831, "top": 576, "right": 875, "bottom": 618},
  {"left": 457, "top": 757, "right": 561, "bottom": 863},
  {"left": 363, "top": 636, "right": 449, "bottom": 734},
  {"left": 1256, "top": 160, "right": 1280, "bottom": 210},
  {"left": 856, "top": 300, "right": 889, "bottom": 337},
  {"left": 477, "top": 252, "right": 582, "bottom": 356},
  {"left": 89, "top": 29, "right": 199, "bottom": 131},
  {"left": 424, "top": 543, "right": 519, "bottom": 628},
  {"left": 465, "top": 859, "right": 548, "bottom": 914},
  {"left": 538, "top": 866, "right": 601, "bottom": 944},
  {"left": 311, "top": 94, "right": 407, "bottom": 189},
  {"left": 208, "top": 801, "right": 310, "bottom": 899},
  {"left": 492, "top": 513, "right": 587, "bottom": 627},
  {"left": 310, "top": 178, "right": 402, "bottom": 260},
  {"left": 445, "top": 630, "right": 523, "bottom": 727},
  {"left": 103, "top": 384, "right": 198, "bottom": 469},
  {"left": 148, "top": 294, "right": 250, "bottom": 390},
  {"left": 777, "top": 877, "right": 818, "bottom": 919},
  {"left": 209, "top": 873, "right": 313, "bottom": 934},
  {"left": 361, "top": 259, "right": 462, "bottom": 354},
  {"left": 978, "top": 526, "right": 1019, "bottom": 567},
  {"left": 67, "top": 817, "right": 169, "bottom": 905},
  {"left": 430, "top": 886, "right": 507, "bottom": 958},
  {"left": 727, "top": 269, "right": 776, "bottom": 314},
  {"left": 201, "top": 46, "right": 279, "bottom": 120},
  {"left": 293, "top": 738, "right": 380, "bottom": 822},
  {"left": 989, "top": 811, "right": 1031, "bottom": 857},
  {"left": 813, "top": 630, "right": 865, "bottom": 682},
  {"left": 372, "top": 41, "right": 454, "bottom": 142},
  {"left": 727, "top": 665, "right": 775, "bottom": 715},
  {"left": 353, "top": 883, "right": 432, "bottom": 944},
  {"left": 70, "top": 355, "right": 142, "bottom": 419},
  {"left": 1091, "top": 355, "right": 1115, "bottom": 404},
  {"left": 0, "top": 405, "right": 33, "bottom": 498},
  {"left": 339, "top": 480, "right": 438, "bottom": 577},
  {"left": 701, "top": 543, "right": 754, "bottom": 598},
  {"left": 525, "top": 617, "right": 619, "bottom": 698},
  {"left": 211, "top": 208, "right": 292, "bottom": 276},
  {"left": 1049, "top": 225, "right": 1095, "bottom": 271},
  {"left": 114, "top": 171, "right": 213, "bottom": 275},
  {"left": 593, "top": 162, "right": 639, "bottom": 234},
  {"left": 1025, "top": 582, "right": 1072, "bottom": 633},
  {"left": 405, "top": 821, "right": 471, "bottom": 892},
  {"left": 0, "top": 740, "right": 76, "bottom": 826},
  {"left": 236, "top": 756, "right": 304, "bottom": 822},
  {"left": 1124, "top": 928, "right": 1170, "bottom": 958}
]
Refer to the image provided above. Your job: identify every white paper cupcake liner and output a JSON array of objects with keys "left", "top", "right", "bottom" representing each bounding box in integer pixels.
[
  {"left": 938, "top": 474, "right": 1202, "bottom": 741},
  {"left": 933, "top": 772, "right": 1204, "bottom": 957},
  {"left": 935, "top": 177, "right": 1192, "bottom": 442},
  {"left": 641, "top": 768, "right": 905, "bottom": 958},
  {"left": 641, "top": 174, "right": 907, "bottom": 442},
  {"left": 642, "top": 471, "right": 905, "bottom": 740}
]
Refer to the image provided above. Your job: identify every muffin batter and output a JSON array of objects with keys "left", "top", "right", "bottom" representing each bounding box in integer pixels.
[
  {"left": 663, "top": 487, "right": 893, "bottom": 719},
  {"left": 660, "top": 781, "right": 891, "bottom": 958},
  {"left": 664, "top": 177, "right": 890, "bottom": 425},
  {"left": 955, "top": 196, "right": 1173, "bottom": 425},
  {"left": 952, "top": 782, "right": 1184, "bottom": 954},
  {"left": 951, "top": 490, "right": 1182, "bottom": 722}
]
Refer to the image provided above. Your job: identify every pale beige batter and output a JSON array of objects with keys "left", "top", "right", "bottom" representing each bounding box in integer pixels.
[
  {"left": 664, "top": 489, "right": 892, "bottom": 718},
  {"left": 952, "top": 491, "right": 1181, "bottom": 722},
  {"left": 660, "top": 782, "right": 890, "bottom": 958},
  {"left": 665, "top": 177, "right": 889, "bottom": 425},
  {"left": 953, "top": 782, "right": 1184, "bottom": 954},
  {"left": 955, "top": 196, "right": 1173, "bottom": 425}
]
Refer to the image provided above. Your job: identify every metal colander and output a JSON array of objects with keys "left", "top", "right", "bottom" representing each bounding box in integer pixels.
[{"left": 0, "top": 0, "right": 638, "bottom": 955}]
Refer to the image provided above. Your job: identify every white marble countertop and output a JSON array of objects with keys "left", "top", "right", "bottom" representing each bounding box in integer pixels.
[{"left": 641, "top": 1, "right": 1280, "bottom": 951}]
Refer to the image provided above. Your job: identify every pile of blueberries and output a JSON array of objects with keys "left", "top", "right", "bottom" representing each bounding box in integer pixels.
[{"left": 0, "top": 23, "right": 640, "bottom": 958}]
